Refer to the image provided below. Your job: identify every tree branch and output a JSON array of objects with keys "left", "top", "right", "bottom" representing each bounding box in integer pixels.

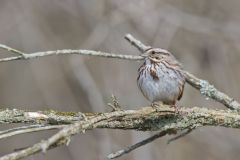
[
  {"left": 1, "top": 106, "right": 240, "bottom": 130},
  {"left": 107, "top": 130, "right": 169, "bottom": 159},
  {"left": 0, "top": 125, "right": 66, "bottom": 140},
  {"left": 0, "top": 44, "right": 26, "bottom": 57},
  {"left": 0, "top": 108, "right": 85, "bottom": 124},
  {"left": 0, "top": 48, "right": 142, "bottom": 62}
]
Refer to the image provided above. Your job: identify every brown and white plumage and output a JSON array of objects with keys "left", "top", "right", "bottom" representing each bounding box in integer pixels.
[{"left": 137, "top": 48, "right": 185, "bottom": 105}]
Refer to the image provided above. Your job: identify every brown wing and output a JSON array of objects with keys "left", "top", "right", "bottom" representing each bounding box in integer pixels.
[
  {"left": 159, "top": 49, "right": 186, "bottom": 100},
  {"left": 178, "top": 81, "right": 185, "bottom": 100},
  {"left": 170, "top": 54, "right": 185, "bottom": 101}
]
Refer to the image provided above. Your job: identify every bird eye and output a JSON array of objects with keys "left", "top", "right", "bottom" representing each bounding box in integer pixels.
[
  {"left": 151, "top": 51, "right": 155, "bottom": 54},
  {"left": 155, "top": 57, "right": 160, "bottom": 60}
]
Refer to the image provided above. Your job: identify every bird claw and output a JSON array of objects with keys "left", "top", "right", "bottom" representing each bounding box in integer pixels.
[
  {"left": 151, "top": 102, "right": 162, "bottom": 112},
  {"left": 172, "top": 104, "right": 179, "bottom": 114},
  {"left": 151, "top": 102, "right": 158, "bottom": 108},
  {"left": 171, "top": 104, "right": 185, "bottom": 115}
]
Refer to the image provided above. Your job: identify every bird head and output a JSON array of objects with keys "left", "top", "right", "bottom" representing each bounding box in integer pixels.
[{"left": 140, "top": 48, "right": 171, "bottom": 63}]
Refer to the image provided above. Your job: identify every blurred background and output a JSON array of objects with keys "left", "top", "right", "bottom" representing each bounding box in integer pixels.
[{"left": 0, "top": 0, "right": 240, "bottom": 159}]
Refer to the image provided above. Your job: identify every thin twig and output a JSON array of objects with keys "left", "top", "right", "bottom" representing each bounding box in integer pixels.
[
  {"left": 0, "top": 47, "right": 142, "bottom": 62},
  {"left": 124, "top": 34, "right": 151, "bottom": 52},
  {"left": 0, "top": 135, "right": 68, "bottom": 160},
  {"left": 0, "top": 44, "right": 26, "bottom": 57},
  {"left": 107, "top": 94, "right": 122, "bottom": 111},
  {"left": 167, "top": 128, "right": 194, "bottom": 144},
  {"left": 0, "top": 125, "right": 66, "bottom": 140},
  {"left": 107, "top": 130, "right": 169, "bottom": 159}
]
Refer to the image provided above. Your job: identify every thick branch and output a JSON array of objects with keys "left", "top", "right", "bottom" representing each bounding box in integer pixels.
[
  {"left": 0, "top": 109, "right": 85, "bottom": 124},
  {"left": 1, "top": 106, "right": 240, "bottom": 130},
  {"left": 1, "top": 105, "right": 240, "bottom": 160}
]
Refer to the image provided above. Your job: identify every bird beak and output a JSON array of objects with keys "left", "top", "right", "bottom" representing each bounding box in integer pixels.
[{"left": 140, "top": 52, "right": 148, "bottom": 57}]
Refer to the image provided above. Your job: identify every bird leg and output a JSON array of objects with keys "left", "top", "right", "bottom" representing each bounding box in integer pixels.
[{"left": 151, "top": 101, "right": 182, "bottom": 114}]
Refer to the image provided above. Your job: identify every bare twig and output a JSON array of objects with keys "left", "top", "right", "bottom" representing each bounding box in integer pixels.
[
  {"left": 0, "top": 135, "right": 68, "bottom": 160},
  {"left": 0, "top": 44, "right": 26, "bottom": 57},
  {"left": 0, "top": 125, "right": 66, "bottom": 140},
  {"left": 124, "top": 34, "right": 151, "bottom": 52},
  {"left": 167, "top": 127, "right": 194, "bottom": 144},
  {"left": 107, "top": 94, "right": 122, "bottom": 111},
  {"left": 0, "top": 47, "right": 142, "bottom": 62},
  {"left": 107, "top": 130, "right": 170, "bottom": 159}
]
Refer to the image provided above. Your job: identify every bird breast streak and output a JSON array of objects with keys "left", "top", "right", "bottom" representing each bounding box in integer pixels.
[{"left": 150, "top": 67, "right": 159, "bottom": 80}]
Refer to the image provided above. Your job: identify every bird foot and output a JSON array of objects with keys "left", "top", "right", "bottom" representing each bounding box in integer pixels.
[
  {"left": 171, "top": 104, "right": 184, "bottom": 115},
  {"left": 151, "top": 102, "right": 163, "bottom": 112},
  {"left": 172, "top": 104, "right": 179, "bottom": 114}
]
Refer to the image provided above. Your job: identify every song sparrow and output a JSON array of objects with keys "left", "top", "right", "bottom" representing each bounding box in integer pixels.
[{"left": 137, "top": 47, "right": 185, "bottom": 108}]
